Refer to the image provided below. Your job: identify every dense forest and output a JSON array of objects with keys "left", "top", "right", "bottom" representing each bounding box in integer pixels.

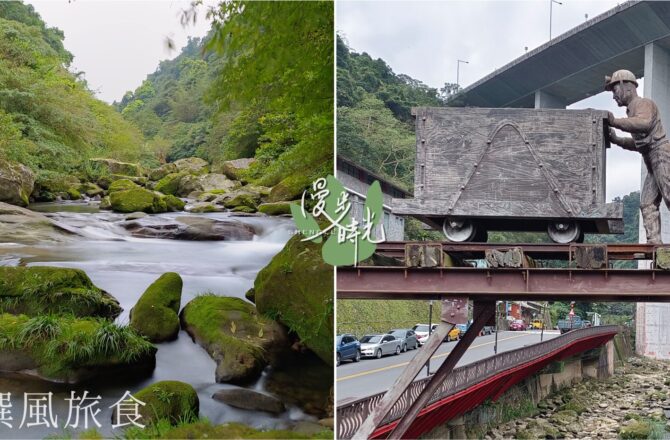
[
  {"left": 119, "top": 2, "right": 333, "bottom": 191},
  {"left": 0, "top": 2, "right": 144, "bottom": 185}
]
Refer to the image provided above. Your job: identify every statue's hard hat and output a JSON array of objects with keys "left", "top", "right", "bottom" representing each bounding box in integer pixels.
[{"left": 605, "top": 69, "right": 638, "bottom": 91}]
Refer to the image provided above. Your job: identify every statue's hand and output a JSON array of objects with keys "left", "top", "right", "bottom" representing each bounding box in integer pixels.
[
  {"left": 607, "top": 111, "right": 618, "bottom": 129},
  {"left": 607, "top": 127, "right": 619, "bottom": 145}
]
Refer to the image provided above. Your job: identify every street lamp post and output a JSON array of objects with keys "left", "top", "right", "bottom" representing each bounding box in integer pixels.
[
  {"left": 549, "top": 0, "right": 563, "bottom": 40},
  {"left": 456, "top": 59, "right": 469, "bottom": 88},
  {"left": 426, "top": 300, "right": 433, "bottom": 376}
]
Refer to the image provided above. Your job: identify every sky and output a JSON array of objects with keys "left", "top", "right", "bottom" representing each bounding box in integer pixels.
[
  {"left": 28, "top": 0, "right": 215, "bottom": 104},
  {"left": 337, "top": 0, "right": 642, "bottom": 200}
]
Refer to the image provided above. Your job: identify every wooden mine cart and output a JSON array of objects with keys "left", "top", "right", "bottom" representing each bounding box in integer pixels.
[{"left": 392, "top": 107, "right": 624, "bottom": 243}]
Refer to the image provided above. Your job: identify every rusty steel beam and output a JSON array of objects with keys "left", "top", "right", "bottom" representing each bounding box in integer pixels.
[
  {"left": 351, "top": 298, "right": 467, "bottom": 440},
  {"left": 387, "top": 301, "right": 497, "bottom": 439},
  {"left": 376, "top": 242, "right": 657, "bottom": 261},
  {"left": 337, "top": 267, "right": 670, "bottom": 302}
]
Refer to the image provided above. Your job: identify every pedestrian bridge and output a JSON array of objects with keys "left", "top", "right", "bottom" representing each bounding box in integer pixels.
[{"left": 337, "top": 325, "right": 619, "bottom": 439}]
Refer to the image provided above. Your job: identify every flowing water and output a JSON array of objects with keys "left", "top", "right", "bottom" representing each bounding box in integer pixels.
[{"left": 0, "top": 201, "right": 316, "bottom": 438}]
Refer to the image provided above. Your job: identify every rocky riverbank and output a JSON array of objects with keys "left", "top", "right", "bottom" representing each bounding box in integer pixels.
[{"left": 485, "top": 357, "right": 670, "bottom": 440}]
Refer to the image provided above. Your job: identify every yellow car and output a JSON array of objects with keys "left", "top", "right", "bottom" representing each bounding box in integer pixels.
[
  {"left": 531, "top": 320, "right": 544, "bottom": 330},
  {"left": 446, "top": 326, "right": 461, "bottom": 342}
]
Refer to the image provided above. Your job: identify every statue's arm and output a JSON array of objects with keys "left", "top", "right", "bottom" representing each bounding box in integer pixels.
[
  {"left": 609, "top": 101, "right": 654, "bottom": 133},
  {"left": 608, "top": 127, "right": 636, "bottom": 151}
]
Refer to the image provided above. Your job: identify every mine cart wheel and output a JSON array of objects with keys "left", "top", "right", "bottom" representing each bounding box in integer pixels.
[
  {"left": 547, "top": 221, "right": 582, "bottom": 244},
  {"left": 443, "top": 218, "right": 478, "bottom": 242}
]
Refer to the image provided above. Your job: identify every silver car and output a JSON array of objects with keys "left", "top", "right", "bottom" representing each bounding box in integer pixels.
[
  {"left": 388, "top": 329, "right": 418, "bottom": 352},
  {"left": 360, "top": 334, "right": 402, "bottom": 359}
]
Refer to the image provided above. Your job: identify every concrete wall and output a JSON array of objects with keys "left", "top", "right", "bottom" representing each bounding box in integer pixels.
[
  {"left": 337, "top": 172, "right": 405, "bottom": 241},
  {"left": 423, "top": 341, "right": 614, "bottom": 439},
  {"left": 637, "top": 42, "right": 670, "bottom": 360}
]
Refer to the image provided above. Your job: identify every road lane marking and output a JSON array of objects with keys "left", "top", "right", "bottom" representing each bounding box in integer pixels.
[{"left": 337, "top": 334, "right": 534, "bottom": 382}]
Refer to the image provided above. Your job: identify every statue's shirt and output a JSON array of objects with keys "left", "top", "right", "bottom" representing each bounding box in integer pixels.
[{"left": 619, "top": 96, "right": 667, "bottom": 153}]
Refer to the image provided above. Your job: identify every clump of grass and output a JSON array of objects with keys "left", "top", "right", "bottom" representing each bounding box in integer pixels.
[{"left": 18, "top": 314, "right": 62, "bottom": 343}]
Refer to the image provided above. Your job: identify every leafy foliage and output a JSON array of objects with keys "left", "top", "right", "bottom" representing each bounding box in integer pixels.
[
  {"left": 120, "top": 2, "right": 333, "bottom": 189},
  {"left": 0, "top": 2, "right": 144, "bottom": 180}
]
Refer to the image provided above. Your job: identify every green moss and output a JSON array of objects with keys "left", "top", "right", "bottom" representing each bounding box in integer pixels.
[
  {"left": 268, "top": 174, "right": 312, "bottom": 203},
  {"left": 189, "top": 204, "right": 219, "bottom": 213},
  {"left": 110, "top": 188, "right": 168, "bottom": 214},
  {"left": 561, "top": 399, "right": 587, "bottom": 415},
  {"left": 163, "top": 195, "right": 185, "bottom": 212},
  {"left": 130, "top": 273, "right": 182, "bottom": 342},
  {"left": 0, "top": 313, "right": 155, "bottom": 381},
  {"left": 258, "top": 201, "right": 295, "bottom": 216},
  {"left": 78, "top": 182, "right": 104, "bottom": 197},
  {"left": 181, "top": 295, "right": 283, "bottom": 383},
  {"left": 254, "top": 235, "right": 333, "bottom": 365},
  {"left": 549, "top": 409, "right": 577, "bottom": 425},
  {"left": 620, "top": 420, "right": 652, "bottom": 439},
  {"left": 155, "top": 172, "right": 187, "bottom": 196},
  {"left": 66, "top": 188, "right": 81, "bottom": 200},
  {"left": 0, "top": 267, "right": 121, "bottom": 319},
  {"left": 223, "top": 193, "right": 260, "bottom": 209},
  {"left": 231, "top": 205, "right": 256, "bottom": 213},
  {"left": 208, "top": 189, "right": 228, "bottom": 195},
  {"left": 123, "top": 420, "right": 332, "bottom": 439},
  {"left": 131, "top": 381, "right": 199, "bottom": 426},
  {"left": 88, "top": 159, "right": 143, "bottom": 177},
  {"left": 108, "top": 179, "right": 139, "bottom": 193},
  {"left": 99, "top": 196, "right": 112, "bottom": 210}
]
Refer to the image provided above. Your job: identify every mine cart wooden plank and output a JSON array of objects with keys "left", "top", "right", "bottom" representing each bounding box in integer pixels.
[{"left": 392, "top": 107, "right": 624, "bottom": 239}]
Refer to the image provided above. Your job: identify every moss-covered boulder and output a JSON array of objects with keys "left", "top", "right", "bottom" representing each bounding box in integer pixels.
[
  {"left": 128, "top": 381, "right": 199, "bottom": 426},
  {"left": 78, "top": 182, "right": 104, "bottom": 197},
  {"left": 0, "top": 158, "right": 34, "bottom": 207},
  {"left": 149, "top": 163, "right": 178, "bottom": 181},
  {"left": 0, "top": 202, "right": 77, "bottom": 244},
  {"left": 254, "top": 235, "right": 333, "bottom": 366},
  {"left": 258, "top": 201, "right": 296, "bottom": 216},
  {"left": 0, "top": 313, "right": 155, "bottom": 383},
  {"left": 164, "top": 195, "right": 185, "bottom": 212},
  {"left": 89, "top": 158, "right": 143, "bottom": 177},
  {"left": 176, "top": 174, "right": 205, "bottom": 197},
  {"left": 215, "top": 158, "right": 256, "bottom": 181},
  {"left": 130, "top": 273, "right": 182, "bottom": 342},
  {"left": 619, "top": 420, "right": 652, "bottom": 439},
  {"left": 0, "top": 266, "right": 121, "bottom": 318},
  {"left": 108, "top": 179, "right": 139, "bottom": 193},
  {"left": 231, "top": 206, "right": 256, "bottom": 213},
  {"left": 99, "top": 196, "right": 112, "bottom": 210},
  {"left": 198, "top": 173, "right": 239, "bottom": 192},
  {"left": 33, "top": 173, "right": 79, "bottom": 202},
  {"left": 187, "top": 202, "right": 221, "bottom": 213},
  {"left": 110, "top": 188, "right": 168, "bottom": 214},
  {"left": 212, "top": 388, "right": 285, "bottom": 414},
  {"left": 174, "top": 157, "right": 209, "bottom": 175},
  {"left": 180, "top": 295, "right": 289, "bottom": 384},
  {"left": 222, "top": 192, "right": 261, "bottom": 210},
  {"left": 268, "top": 174, "right": 311, "bottom": 203},
  {"left": 155, "top": 172, "right": 188, "bottom": 196}
]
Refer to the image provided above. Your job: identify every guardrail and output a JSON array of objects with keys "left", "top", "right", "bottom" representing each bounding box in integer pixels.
[{"left": 337, "top": 325, "right": 619, "bottom": 439}]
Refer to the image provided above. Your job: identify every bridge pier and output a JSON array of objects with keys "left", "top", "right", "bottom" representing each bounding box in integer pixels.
[{"left": 637, "top": 42, "right": 670, "bottom": 361}]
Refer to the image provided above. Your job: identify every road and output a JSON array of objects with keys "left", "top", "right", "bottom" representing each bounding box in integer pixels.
[{"left": 337, "top": 330, "right": 560, "bottom": 403}]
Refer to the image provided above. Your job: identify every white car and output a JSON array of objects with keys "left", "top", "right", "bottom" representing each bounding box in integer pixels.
[
  {"left": 359, "top": 334, "right": 402, "bottom": 358},
  {"left": 412, "top": 323, "right": 437, "bottom": 346}
]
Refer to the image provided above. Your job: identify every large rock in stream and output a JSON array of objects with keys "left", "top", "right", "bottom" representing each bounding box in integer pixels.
[
  {"left": 88, "top": 158, "right": 144, "bottom": 177},
  {"left": 0, "top": 266, "right": 121, "bottom": 318},
  {"left": 130, "top": 273, "right": 182, "bottom": 342},
  {"left": 0, "top": 158, "right": 34, "bottom": 207},
  {"left": 0, "top": 202, "right": 77, "bottom": 244},
  {"left": 109, "top": 188, "right": 168, "bottom": 214},
  {"left": 0, "top": 313, "right": 156, "bottom": 384},
  {"left": 121, "top": 216, "right": 255, "bottom": 241},
  {"left": 212, "top": 388, "right": 285, "bottom": 414},
  {"left": 253, "top": 235, "right": 333, "bottom": 366},
  {"left": 180, "top": 295, "right": 289, "bottom": 384}
]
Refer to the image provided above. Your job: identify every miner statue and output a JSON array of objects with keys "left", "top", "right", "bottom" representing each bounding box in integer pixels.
[{"left": 606, "top": 69, "right": 670, "bottom": 244}]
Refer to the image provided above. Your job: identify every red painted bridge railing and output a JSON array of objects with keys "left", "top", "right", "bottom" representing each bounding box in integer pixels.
[{"left": 337, "top": 325, "right": 619, "bottom": 439}]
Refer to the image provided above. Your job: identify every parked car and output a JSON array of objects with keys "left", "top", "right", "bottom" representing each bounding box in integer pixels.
[
  {"left": 360, "top": 334, "right": 402, "bottom": 358},
  {"left": 412, "top": 324, "right": 432, "bottom": 346},
  {"left": 456, "top": 324, "right": 468, "bottom": 337},
  {"left": 509, "top": 319, "right": 527, "bottom": 331},
  {"left": 388, "top": 329, "right": 418, "bottom": 352},
  {"left": 336, "top": 334, "right": 361, "bottom": 366},
  {"left": 531, "top": 319, "right": 544, "bottom": 330},
  {"left": 557, "top": 316, "right": 587, "bottom": 333},
  {"left": 446, "top": 326, "right": 460, "bottom": 342},
  {"left": 455, "top": 323, "right": 494, "bottom": 338}
]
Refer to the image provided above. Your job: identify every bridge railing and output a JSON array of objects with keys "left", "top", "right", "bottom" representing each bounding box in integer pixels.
[{"left": 337, "top": 325, "right": 619, "bottom": 439}]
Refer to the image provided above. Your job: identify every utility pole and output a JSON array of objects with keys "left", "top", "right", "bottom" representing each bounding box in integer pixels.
[
  {"left": 550, "top": 0, "right": 563, "bottom": 40},
  {"left": 426, "top": 300, "right": 433, "bottom": 376},
  {"left": 456, "top": 59, "right": 469, "bottom": 88}
]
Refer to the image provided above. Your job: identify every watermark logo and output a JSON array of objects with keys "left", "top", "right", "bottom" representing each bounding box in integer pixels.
[{"left": 291, "top": 175, "right": 385, "bottom": 266}]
